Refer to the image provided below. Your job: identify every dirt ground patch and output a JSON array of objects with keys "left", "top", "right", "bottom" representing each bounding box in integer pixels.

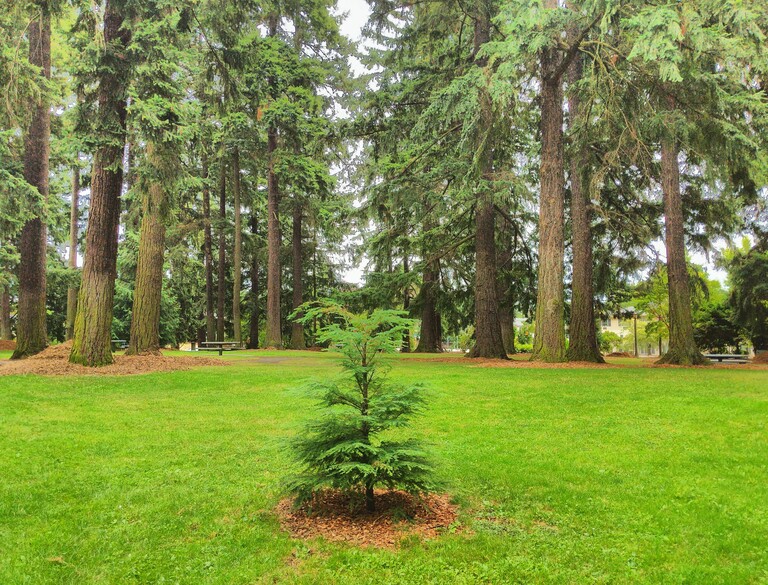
[
  {"left": 276, "top": 489, "right": 459, "bottom": 548},
  {"left": 0, "top": 340, "right": 228, "bottom": 377},
  {"left": 0, "top": 340, "right": 16, "bottom": 351}
]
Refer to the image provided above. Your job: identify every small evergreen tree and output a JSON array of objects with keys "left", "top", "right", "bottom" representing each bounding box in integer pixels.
[{"left": 286, "top": 301, "right": 434, "bottom": 512}]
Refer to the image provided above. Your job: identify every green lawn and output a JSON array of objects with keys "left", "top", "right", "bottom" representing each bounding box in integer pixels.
[{"left": 1, "top": 352, "right": 767, "bottom": 584}]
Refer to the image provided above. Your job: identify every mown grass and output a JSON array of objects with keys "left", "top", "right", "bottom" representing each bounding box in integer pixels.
[{"left": 1, "top": 351, "right": 767, "bottom": 584}]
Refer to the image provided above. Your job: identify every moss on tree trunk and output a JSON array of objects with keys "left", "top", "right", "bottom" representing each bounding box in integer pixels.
[
  {"left": 126, "top": 143, "right": 168, "bottom": 356},
  {"left": 12, "top": 7, "right": 50, "bottom": 360},
  {"left": 565, "top": 52, "right": 603, "bottom": 363},
  {"left": 531, "top": 35, "right": 567, "bottom": 363},
  {"left": 657, "top": 110, "right": 706, "bottom": 366},
  {"left": 70, "top": 1, "right": 130, "bottom": 367}
]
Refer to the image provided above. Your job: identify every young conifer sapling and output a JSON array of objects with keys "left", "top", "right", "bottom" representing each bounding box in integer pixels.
[{"left": 286, "top": 301, "right": 434, "bottom": 512}]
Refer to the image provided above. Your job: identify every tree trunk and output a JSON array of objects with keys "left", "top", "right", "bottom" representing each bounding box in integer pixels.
[
  {"left": 232, "top": 147, "right": 242, "bottom": 345},
  {"left": 401, "top": 253, "right": 411, "bottom": 352},
  {"left": 217, "top": 158, "right": 227, "bottom": 342},
  {"left": 70, "top": 1, "right": 131, "bottom": 366},
  {"left": 1, "top": 285, "right": 11, "bottom": 340},
  {"left": 126, "top": 143, "right": 168, "bottom": 355},
  {"left": 565, "top": 53, "right": 603, "bottom": 363},
  {"left": 467, "top": 1, "right": 506, "bottom": 360},
  {"left": 66, "top": 163, "right": 79, "bottom": 341},
  {"left": 289, "top": 199, "right": 305, "bottom": 349},
  {"left": 531, "top": 26, "right": 567, "bottom": 363},
  {"left": 497, "top": 222, "right": 516, "bottom": 355},
  {"left": 414, "top": 258, "right": 442, "bottom": 353},
  {"left": 468, "top": 195, "right": 508, "bottom": 359},
  {"left": 202, "top": 152, "right": 215, "bottom": 341},
  {"left": 657, "top": 104, "right": 706, "bottom": 365},
  {"left": 12, "top": 7, "right": 50, "bottom": 360},
  {"left": 265, "top": 15, "right": 282, "bottom": 349},
  {"left": 265, "top": 126, "right": 282, "bottom": 348},
  {"left": 248, "top": 212, "right": 260, "bottom": 349}
]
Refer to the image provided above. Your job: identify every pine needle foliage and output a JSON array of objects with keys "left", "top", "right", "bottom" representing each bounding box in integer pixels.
[{"left": 285, "top": 301, "right": 434, "bottom": 512}]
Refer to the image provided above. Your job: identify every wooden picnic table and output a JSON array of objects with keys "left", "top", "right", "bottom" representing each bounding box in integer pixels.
[
  {"left": 198, "top": 341, "right": 242, "bottom": 356},
  {"left": 704, "top": 353, "right": 749, "bottom": 364}
]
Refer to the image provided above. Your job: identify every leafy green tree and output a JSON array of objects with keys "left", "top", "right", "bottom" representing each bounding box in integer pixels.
[
  {"left": 726, "top": 246, "right": 768, "bottom": 352},
  {"left": 693, "top": 302, "right": 742, "bottom": 354},
  {"left": 286, "top": 301, "right": 434, "bottom": 512}
]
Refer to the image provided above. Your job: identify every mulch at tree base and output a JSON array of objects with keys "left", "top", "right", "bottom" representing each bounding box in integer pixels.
[
  {"left": 276, "top": 489, "right": 460, "bottom": 548},
  {"left": 0, "top": 340, "right": 228, "bottom": 376},
  {"left": 754, "top": 352, "right": 768, "bottom": 364},
  {"left": 0, "top": 340, "right": 16, "bottom": 351}
]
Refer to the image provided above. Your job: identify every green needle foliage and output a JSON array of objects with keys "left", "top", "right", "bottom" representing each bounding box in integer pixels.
[{"left": 286, "top": 301, "right": 434, "bottom": 512}]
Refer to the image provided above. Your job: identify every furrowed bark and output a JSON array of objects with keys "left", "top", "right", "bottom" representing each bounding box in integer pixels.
[
  {"left": 12, "top": 7, "right": 50, "bottom": 360},
  {"left": 467, "top": 0, "right": 507, "bottom": 360},
  {"left": 265, "top": 15, "right": 282, "bottom": 349},
  {"left": 468, "top": 193, "right": 507, "bottom": 359},
  {"left": 70, "top": 1, "right": 131, "bottom": 367},
  {"left": 657, "top": 100, "right": 706, "bottom": 365},
  {"left": 531, "top": 13, "right": 567, "bottom": 363},
  {"left": 66, "top": 163, "right": 79, "bottom": 340},
  {"left": 126, "top": 143, "right": 168, "bottom": 355},
  {"left": 289, "top": 198, "right": 305, "bottom": 349},
  {"left": 248, "top": 212, "right": 260, "bottom": 349},
  {"left": 202, "top": 152, "right": 215, "bottom": 341},
  {"left": 232, "top": 147, "right": 242, "bottom": 345},
  {"left": 565, "top": 52, "right": 603, "bottom": 363},
  {"left": 217, "top": 158, "right": 227, "bottom": 342},
  {"left": 1, "top": 285, "right": 12, "bottom": 340}
]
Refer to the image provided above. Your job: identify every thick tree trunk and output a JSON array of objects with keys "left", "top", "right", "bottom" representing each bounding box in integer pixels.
[
  {"left": 265, "top": 126, "right": 282, "bottom": 348},
  {"left": 496, "top": 223, "right": 516, "bottom": 355},
  {"left": 66, "top": 163, "right": 79, "bottom": 340},
  {"left": 401, "top": 254, "right": 411, "bottom": 352},
  {"left": 467, "top": 2, "right": 506, "bottom": 360},
  {"left": 202, "top": 152, "right": 215, "bottom": 341},
  {"left": 566, "top": 54, "right": 603, "bottom": 363},
  {"left": 232, "top": 147, "right": 242, "bottom": 345},
  {"left": 289, "top": 199, "right": 305, "bottom": 349},
  {"left": 468, "top": 195, "right": 508, "bottom": 359},
  {"left": 12, "top": 8, "right": 50, "bottom": 360},
  {"left": 499, "top": 308, "right": 515, "bottom": 354},
  {"left": 1, "top": 285, "right": 11, "bottom": 340},
  {"left": 248, "top": 212, "right": 260, "bottom": 349},
  {"left": 70, "top": 2, "right": 131, "bottom": 366},
  {"left": 657, "top": 108, "right": 706, "bottom": 365},
  {"left": 217, "top": 159, "right": 227, "bottom": 342},
  {"left": 126, "top": 143, "right": 168, "bottom": 355},
  {"left": 414, "top": 257, "right": 442, "bottom": 353},
  {"left": 265, "top": 15, "right": 282, "bottom": 349},
  {"left": 531, "top": 35, "right": 567, "bottom": 363}
]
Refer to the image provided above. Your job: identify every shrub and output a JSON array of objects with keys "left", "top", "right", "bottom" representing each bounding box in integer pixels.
[{"left": 286, "top": 301, "right": 434, "bottom": 512}]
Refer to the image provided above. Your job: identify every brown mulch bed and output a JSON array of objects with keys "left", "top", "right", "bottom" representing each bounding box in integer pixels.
[
  {"left": 0, "top": 340, "right": 228, "bottom": 377},
  {"left": 276, "top": 489, "right": 459, "bottom": 548},
  {"left": 0, "top": 340, "right": 16, "bottom": 351},
  {"left": 606, "top": 351, "right": 633, "bottom": 358},
  {"left": 754, "top": 352, "right": 768, "bottom": 364}
]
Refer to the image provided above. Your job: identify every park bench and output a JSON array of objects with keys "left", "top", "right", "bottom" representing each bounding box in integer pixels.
[
  {"left": 111, "top": 339, "right": 128, "bottom": 351},
  {"left": 704, "top": 353, "right": 750, "bottom": 364},
  {"left": 198, "top": 341, "right": 242, "bottom": 356}
]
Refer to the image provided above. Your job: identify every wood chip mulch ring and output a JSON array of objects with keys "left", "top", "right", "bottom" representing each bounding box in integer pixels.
[
  {"left": 276, "top": 489, "right": 460, "bottom": 548},
  {"left": 0, "top": 340, "right": 229, "bottom": 377}
]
